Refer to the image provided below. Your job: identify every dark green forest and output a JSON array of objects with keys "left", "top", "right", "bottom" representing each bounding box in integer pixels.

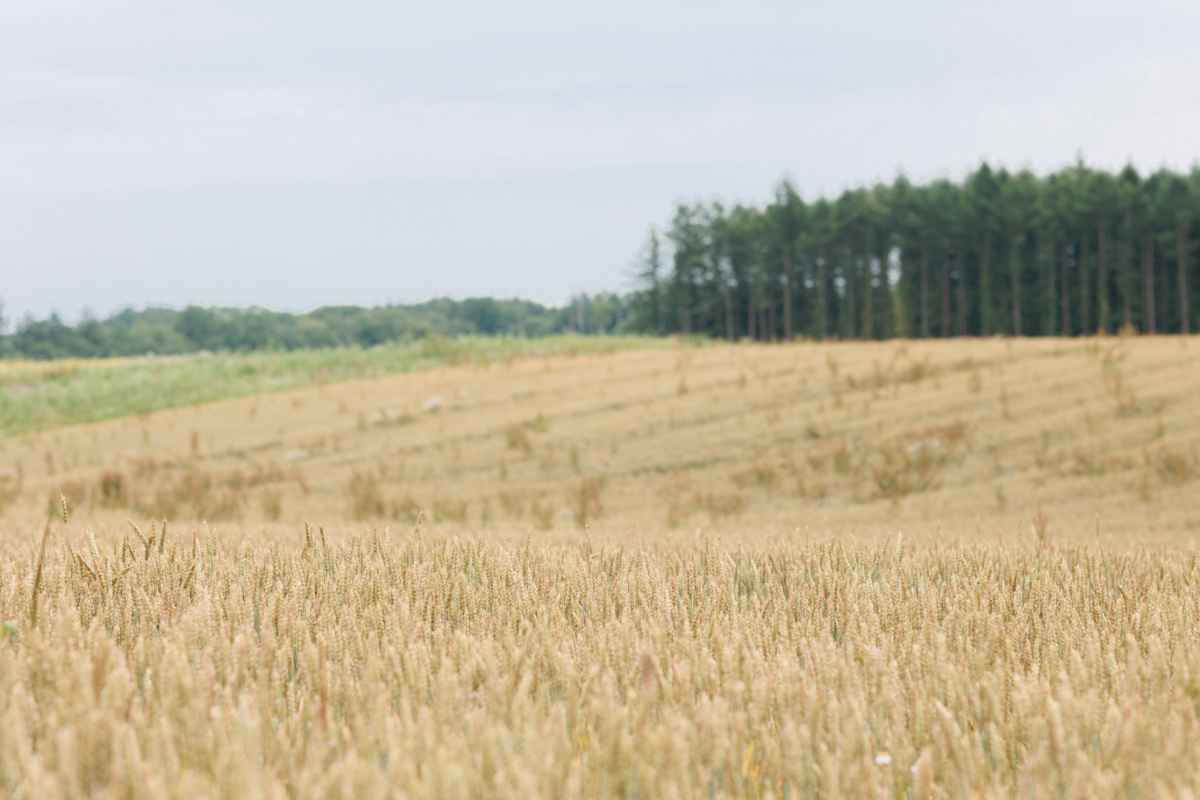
[
  {"left": 629, "top": 161, "right": 1200, "bottom": 340},
  {"left": 0, "top": 295, "right": 631, "bottom": 360},
  {"left": 5, "top": 161, "right": 1199, "bottom": 360}
]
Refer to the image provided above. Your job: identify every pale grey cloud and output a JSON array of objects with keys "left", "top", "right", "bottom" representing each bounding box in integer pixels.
[{"left": 2, "top": 0, "right": 1199, "bottom": 321}]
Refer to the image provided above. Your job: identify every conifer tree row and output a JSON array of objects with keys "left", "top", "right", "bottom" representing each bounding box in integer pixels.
[{"left": 629, "top": 162, "right": 1199, "bottom": 339}]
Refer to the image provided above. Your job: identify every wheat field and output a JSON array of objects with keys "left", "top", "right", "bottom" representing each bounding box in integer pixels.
[
  {"left": 2, "top": 524, "right": 1199, "bottom": 797},
  {"left": 2, "top": 335, "right": 1198, "bottom": 546},
  {"left": 1, "top": 336, "right": 1199, "bottom": 797}
]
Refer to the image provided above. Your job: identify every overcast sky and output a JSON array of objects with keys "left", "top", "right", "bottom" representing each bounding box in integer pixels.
[{"left": 3, "top": 0, "right": 1199, "bottom": 323}]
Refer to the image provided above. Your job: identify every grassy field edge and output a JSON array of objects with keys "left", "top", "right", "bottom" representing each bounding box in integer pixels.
[{"left": 0, "top": 334, "right": 682, "bottom": 438}]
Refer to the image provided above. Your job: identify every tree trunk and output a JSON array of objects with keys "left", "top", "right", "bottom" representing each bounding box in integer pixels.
[
  {"left": 1159, "top": 249, "right": 1169, "bottom": 334},
  {"left": 1079, "top": 228, "right": 1089, "bottom": 335},
  {"left": 1010, "top": 235, "right": 1022, "bottom": 336},
  {"left": 1177, "top": 223, "right": 1191, "bottom": 335},
  {"left": 768, "top": 282, "right": 777, "bottom": 341},
  {"left": 1142, "top": 235, "right": 1155, "bottom": 334},
  {"left": 844, "top": 245, "right": 856, "bottom": 338},
  {"left": 941, "top": 242, "right": 951, "bottom": 338},
  {"left": 818, "top": 252, "right": 828, "bottom": 340},
  {"left": 956, "top": 249, "right": 968, "bottom": 336},
  {"left": 679, "top": 274, "right": 691, "bottom": 335},
  {"left": 979, "top": 234, "right": 992, "bottom": 335},
  {"left": 782, "top": 251, "right": 793, "bottom": 340},
  {"left": 1045, "top": 234, "right": 1057, "bottom": 335},
  {"left": 1097, "top": 225, "right": 1108, "bottom": 334},
  {"left": 920, "top": 245, "right": 930, "bottom": 338},
  {"left": 722, "top": 277, "right": 734, "bottom": 341},
  {"left": 1122, "top": 209, "right": 1134, "bottom": 329},
  {"left": 880, "top": 248, "right": 893, "bottom": 339},
  {"left": 863, "top": 255, "right": 875, "bottom": 340},
  {"left": 1061, "top": 241, "right": 1071, "bottom": 336},
  {"left": 746, "top": 275, "right": 755, "bottom": 341}
]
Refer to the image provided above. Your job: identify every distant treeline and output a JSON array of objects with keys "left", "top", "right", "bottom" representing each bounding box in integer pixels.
[
  {"left": 0, "top": 295, "right": 632, "bottom": 360},
  {"left": 627, "top": 161, "right": 1200, "bottom": 339},
  {"left": 7, "top": 161, "right": 1199, "bottom": 360}
]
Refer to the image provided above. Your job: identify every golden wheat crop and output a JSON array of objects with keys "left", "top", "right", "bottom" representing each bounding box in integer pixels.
[{"left": 0, "top": 521, "right": 1196, "bottom": 798}]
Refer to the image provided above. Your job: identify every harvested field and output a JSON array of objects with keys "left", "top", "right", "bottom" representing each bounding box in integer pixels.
[{"left": 2, "top": 336, "right": 1197, "bottom": 547}]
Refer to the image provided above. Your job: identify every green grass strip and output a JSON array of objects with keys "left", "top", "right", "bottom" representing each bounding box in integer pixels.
[{"left": 0, "top": 334, "right": 685, "bottom": 437}]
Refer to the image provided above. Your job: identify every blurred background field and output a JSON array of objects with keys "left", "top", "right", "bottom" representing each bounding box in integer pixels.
[
  {"left": 2, "top": 335, "right": 1197, "bottom": 551},
  {"left": 0, "top": 334, "right": 669, "bottom": 437}
]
